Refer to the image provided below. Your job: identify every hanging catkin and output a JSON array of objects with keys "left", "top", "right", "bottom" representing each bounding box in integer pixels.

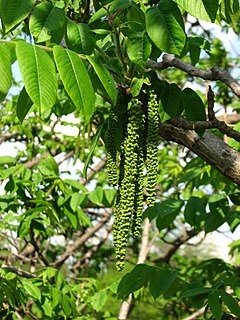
[
  {"left": 106, "top": 92, "right": 159, "bottom": 270},
  {"left": 146, "top": 91, "right": 159, "bottom": 208}
]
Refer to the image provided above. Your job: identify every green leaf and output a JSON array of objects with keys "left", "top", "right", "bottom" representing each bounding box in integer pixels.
[
  {"left": 221, "top": 291, "right": 240, "bottom": 317},
  {"left": 70, "top": 193, "right": 84, "bottom": 211},
  {"left": 16, "top": 86, "right": 33, "bottom": 122},
  {"left": 143, "top": 199, "right": 183, "bottom": 223},
  {"left": 208, "top": 291, "right": 222, "bottom": 320},
  {"left": 16, "top": 41, "right": 57, "bottom": 113},
  {"left": 87, "top": 56, "right": 117, "bottom": 106},
  {"left": 29, "top": 2, "right": 65, "bottom": 43},
  {"left": 66, "top": 21, "right": 96, "bottom": 54},
  {"left": 146, "top": 0, "right": 186, "bottom": 55},
  {"left": 21, "top": 279, "right": 41, "bottom": 302},
  {"left": 117, "top": 264, "right": 156, "bottom": 300},
  {"left": 182, "top": 287, "right": 211, "bottom": 298},
  {"left": 64, "top": 206, "right": 78, "bottom": 229},
  {"left": 130, "top": 77, "right": 144, "bottom": 97},
  {"left": 103, "top": 189, "right": 116, "bottom": 206},
  {"left": 160, "top": 82, "right": 183, "bottom": 117},
  {"left": 92, "top": 290, "right": 107, "bottom": 312},
  {"left": 83, "top": 123, "right": 104, "bottom": 179},
  {"left": 89, "top": 186, "right": 104, "bottom": 206},
  {"left": 77, "top": 208, "right": 91, "bottom": 227},
  {"left": 156, "top": 200, "right": 184, "bottom": 231},
  {"left": 53, "top": 46, "right": 95, "bottom": 123},
  {"left": 0, "top": 0, "right": 35, "bottom": 33},
  {"left": 126, "top": 31, "right": 152, "bottom": 67},
  {"left": 0, "top": 44, "right": 12, "bottom": 102},
  {"left": 89, "top": 0, "right": 132, "bottom": 24},
  {"left": 205, "top": 199, "right": 228, "bottom": 233},
  {"left": 174, "top": 0, "right": 220, "bottom": 23},
  {"left": 184, "top": 197, "right": 207, "bottom": 228},
  {"left": 181, "top": 88, "right": 206, "bottom": 136},
  {"left": 0, "top": 156, "right": 15, "bottom": 164},
  {"left": 149, "top": 269, "right": 177, "bottom": 299},
  {"left": 61, "top": 294, "right": 72, "bottom": 316},
  {"left": 38, "top": 156, "right": 59, "bottom": 176}
]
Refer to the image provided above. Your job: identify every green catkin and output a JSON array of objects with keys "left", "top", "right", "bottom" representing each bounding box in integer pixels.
[
  {"left": 132, "top": 110, "right": 145, "bottom": 238},
  {"left": 146, "top": 91, "right": 159, "bottom": 208},
  {"left": 114, "top": 99, "right": 144, "bottom": 271},
  {"left": 106, "top": 108, "right": 118, "bottom": 186}
]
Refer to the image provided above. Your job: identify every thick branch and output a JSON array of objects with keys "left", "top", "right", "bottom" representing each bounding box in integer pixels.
[
  {"left": 147, "top": 54, "right": 240, "bottom": 97},
  {"left": 159, "top": 123, "right": 240, "bottom": 186}
]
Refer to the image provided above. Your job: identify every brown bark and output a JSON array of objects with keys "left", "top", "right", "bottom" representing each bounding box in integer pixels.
[{"left": 159, "top": 123, "right": 240, "bottom": 186}]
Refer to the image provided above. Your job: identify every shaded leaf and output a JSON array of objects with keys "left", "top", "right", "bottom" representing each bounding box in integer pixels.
[
  {"left": 208, "top": 291, "right": 222, "bottom": 320},
  {"left": 160, "top": 82, "right": 183, "bottom": 117},
  {"left": 149, "top": 269, "right": 177, "bottom": 299},
  {"left": 221, "top": 291, "right": 240, "bottom": 317},
  {"left": 182, "top": 287, "right": 211, "bottom": 298},
  {"left": 16, "top": 86, "right": 33, "bottom": 122},
  {"left": 83, "top": 123, "right": 104, "bottom": 179},
  {"left": 29, "top": 2, "right": 65, "bottom": 43},
  {"left": 126, "top": 31, "right": 152, "bottom": 66},
  {"left": 87, "top": 56, "right": 117, "bottom": 105},
  {"left": 66, "top": 21, "right": 96, "bottom": 54},
  {"left": 181, "top": 88, "right": 206, "bottom": 136},
  {"left": 117, "top": 264, "right": 156, "bottom": 300}
]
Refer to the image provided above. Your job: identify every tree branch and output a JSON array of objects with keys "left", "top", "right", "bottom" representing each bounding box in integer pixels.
[
  {"left": 159, "top": 123, "right": 240, "bottom": 186},
  {"left": 147, "top": 54, "right": 240, "bottom": 97},
  {"left": 51, "top": 209, "right": 112, "bottom": 268}
]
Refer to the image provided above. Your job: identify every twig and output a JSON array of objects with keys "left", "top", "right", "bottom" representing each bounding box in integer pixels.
[
  {"left": 51, "top": 209, "right": 112, "bottom": 268},
  {"left": 146, "top": 54, "right": 240, "bottom": 97},
  {"left": 1, "top": 265, "right": 36, "bottom": 279},
  {"left": 169, "top": 117, "right": 240, "bottom": 142}
]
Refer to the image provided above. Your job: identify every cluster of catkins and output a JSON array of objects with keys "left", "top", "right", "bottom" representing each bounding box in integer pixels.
[{"left": 105, "top": 91, "right": 159, "bottom": 271}]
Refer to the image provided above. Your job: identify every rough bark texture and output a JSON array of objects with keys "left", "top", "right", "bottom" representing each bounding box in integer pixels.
[{"left": 159, "top": 123, "right": 240, "bottom": 186}]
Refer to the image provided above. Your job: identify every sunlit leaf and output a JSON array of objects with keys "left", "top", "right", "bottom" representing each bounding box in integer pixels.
[
  {"left": 16, "top": 41, "right": 57, "bottom": 113},
  {"left": 0, "top": 0, "right": 35, "bottom": 33},
  {"left": 53, "top": 46, "right": 95, "bottom": 123},
  {"left": 0, "top": 44, "right": 12, "bottom": 102},
  {"left": 146, "top": 0, "right": 186, "bottom": 55},
  {"left": 174, "top": 0, "right": 220, "bottom": 23}
]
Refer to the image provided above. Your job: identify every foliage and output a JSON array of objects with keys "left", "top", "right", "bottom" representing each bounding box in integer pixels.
[{"left": 0, "top": 0, "right": 240, "bottom": 319}]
